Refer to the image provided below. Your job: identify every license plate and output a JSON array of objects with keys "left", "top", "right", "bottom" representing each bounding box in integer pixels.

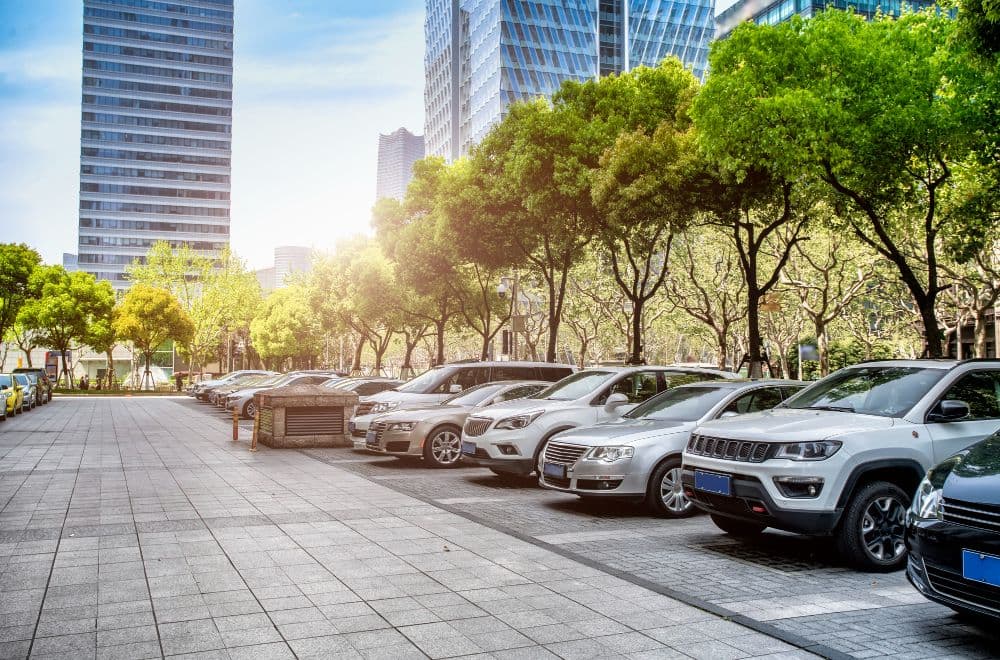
[
  {"left": 365, "top": 430, "right": 377, "bottom": 446},
  {"left": 963, "top": 549, "right": 1000, "bottom": 588},
  {"left": 462, "top": 441, "right": 477, "bottom": 456},
  {"left": 543, "top": 462, "right": 566, "bottom": 479},
  {"left": 694, "top": 470, "right": 732, "bottom": 496}
]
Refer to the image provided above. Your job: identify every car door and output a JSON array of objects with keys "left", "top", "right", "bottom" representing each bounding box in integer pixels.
[{"left": 925, "top": 369, "right": 1000, "bottom": 462}]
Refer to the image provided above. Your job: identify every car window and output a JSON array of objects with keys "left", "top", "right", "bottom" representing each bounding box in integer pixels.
[
  {"left": 534, "top": 371, "right": 614, "bottom": 401},
  {"left": 597, "top": 371, "right": 661, "bottom": 405},
  {"left": 492, "top": 366, "right": 537, "bottom": 381},
  {"left": 626, "top": 386, "right": 730, "bottom": 421},
  {"left": 433, "top": 367, "right": 490, "bottom": 394},
  {"left": 723, "top": 387, "right": 785, "bottom": 414},
  {"left": 663, "top": 371, "right": 719, "bottom": 389},
  {"left": 495, "top": 384, "right": 545, "bottom": 403},
  {"left": 443, "top": 382, "right": 505, "bottom": 406},
  {"left": 539, "top": 366, "right": 574, "bottom": 381},
  {"left": 938, "top": 371, "right": 1000, "bottom": 421},
  {"left": 0, "top": 375, "right": 12, "bottom": 388}
]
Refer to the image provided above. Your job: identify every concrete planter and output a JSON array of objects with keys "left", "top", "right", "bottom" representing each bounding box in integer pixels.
[{"left": 254, "top": 384, "right": 357, "bottom": 448}]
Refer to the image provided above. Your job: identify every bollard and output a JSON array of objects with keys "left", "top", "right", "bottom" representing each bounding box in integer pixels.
[
  {"left": 232, "top": 406, "right": 239, "bottom": 442},
  {"left": 249, "top": 404, "right": 259, "bottom": 452}
]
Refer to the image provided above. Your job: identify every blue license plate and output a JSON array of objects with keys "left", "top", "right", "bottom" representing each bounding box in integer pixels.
[
  {"left": 543, "top": 462, "right": 566, "bottom": 479},
  {"left": 462, "top": 441, "right": 477, "bottom": 456},
  {"left": 963, "top": 549, "right": 1000, "bottom": 588},
  {"left": 694, "top": 470, "right": 732, "bottom": 496},
  {"left": 365, "top": 430, "right": 377, "bottom": 446}
]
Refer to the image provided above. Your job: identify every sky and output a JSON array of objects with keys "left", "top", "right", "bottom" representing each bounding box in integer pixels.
[{"left": 0, "top": 0, "right": 425, "bottom": 270}]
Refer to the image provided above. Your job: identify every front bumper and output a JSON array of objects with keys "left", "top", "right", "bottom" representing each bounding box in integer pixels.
[
  {"left": 460, "top": 428, "right": 544, "bottom": 476},
  {"left": 537, "top": 457, "right": 645, "bottom": 496},
  {"left": 361, "top": 427, "right": 422, "bottom": 456},
  {"left": 681, "top": 466, "right": 841, "bottom": 535},
  {"left": 906, "top": 517, "right": 1000, "bottom": 619}
]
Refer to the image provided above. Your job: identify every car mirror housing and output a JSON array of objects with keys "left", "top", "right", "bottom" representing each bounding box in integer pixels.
[
  {"left": 719, "top": 411, "right": 739, "bottom": 419},
  {"left": 604, "top": 392, "right": 630, "bottom": 413},
  {"left": 928, "top": 399, "right": 970, "bottom": 422},
  {"left": 449, "top": 383, "right": 463, "bottom": 394}
]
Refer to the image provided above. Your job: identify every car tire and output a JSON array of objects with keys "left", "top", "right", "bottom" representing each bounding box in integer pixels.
[
  {"left": 836, "top": 480, "right": 909, "bottom": 572},
  {"left": 423, "top": 425, "right": 463, "bottom": 468},
  {"left": 646, "top": 458, "right": 697, "bottom": 518},
  {"left": 710, "top": 514, "right": 766, "bottom": 537},
  {"left": 243, "top": 400, "right": 256, "bottom": 419}
]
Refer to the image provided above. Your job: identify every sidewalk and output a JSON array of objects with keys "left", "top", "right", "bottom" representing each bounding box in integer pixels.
[{"left": 0, "top": 399, "right": 815, "bottom": 659}]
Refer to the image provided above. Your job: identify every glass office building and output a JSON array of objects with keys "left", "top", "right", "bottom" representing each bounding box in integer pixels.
[
  {"left": 715, "top": 0, "right": 934, "bottom": 39},
  {"left": 78, "top": 0, "right": 234, "bottom": 289},
  {"left": 426, "top": 0, "right": 715, "bottom": 161},
  {"left": 376, "top": 128, "right": 426, "bottom": 201}
]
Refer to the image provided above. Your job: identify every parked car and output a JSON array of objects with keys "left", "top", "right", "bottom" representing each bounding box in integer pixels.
[
  {"left": 461, "top": 365, "right": 737, "bottom": 478},
  {"left": 349, "top": 361, "right": 575, "bottom": 440},
  {"left": 20, "top": 373, "right": 46, "bottom": 407},
  {"left": 364, "top": 380, "right": 550, "bottom": 467},
  {"left": 214, "top": 372, "right": 292, "bottom": 408},
  {"left": 0, "top": 374, "right": 23, "bottom": 416},
  {"left": 906, "top": 430, "right": 1000, "bottom": 620},
  {"left": 224, "top": 372, "right": 340, "bottom": 418},
  {"left": 205, "top": 371, "right": 278, "bottom": 405},
  {"left": 191, "top": 370, "right": 271, "bottom": 400},
  {"left": 681, "top": 359, "right": 1000, "bottom": 571},
  {"left": 13, "top": 368, "right": 52, "bottom": 403},
  {"left": 13, "top": 374, "right": 34, "bottom": 412},
  {"left": 325, "top": 377, "right": 403, "bottom": 397},
  {"left": 540, "top": 380, "right": 805, "bottom": 517}
]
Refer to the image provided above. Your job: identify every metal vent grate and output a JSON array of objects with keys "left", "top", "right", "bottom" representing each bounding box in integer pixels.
[
  {"left": 259, "top": 408, "right": 273, "bottom": 434},
  {"left": 285, "top": 407, "right": 344, "bottom": 436}
]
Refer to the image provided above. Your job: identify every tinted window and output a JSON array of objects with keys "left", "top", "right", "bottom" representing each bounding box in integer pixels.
[
  {"left": 492, "top": 366, "right": 537, "bottom": 381},
  {"left": 396, "top": 366, "right": 447, "bottom": 393},
  {"left": 723, "top": 387, "right": 785, "bottom": 415},
  {"left": 597, "top": 371, "right": 661, "bottom": 405},
  {"left": 433, "top": 367, "right": 490, "bottom": 393},
  {"left": 539, "top": 366, "right": 574, "bottom": 381},
  {"left": 938, "top": 371, "right": 1000, "bottom": 421},
  {"left": 664, "top": 371, "right": 719, "bottom": 388},
  {"left": 0, "top": 375, "right": 12, "bottom": 387},
  {"left": 783, "top": 367, "right": 944, "bottom": 417},
  {"left": 495, "top": 384, "right": 546, "bottom": 403}
]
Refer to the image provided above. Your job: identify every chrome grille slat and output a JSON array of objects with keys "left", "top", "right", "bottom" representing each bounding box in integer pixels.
[
  {"left": 356, "top": 402, "right": 375, "bottom": 416},
  {"left": 543, "top": 442, "right": 588, "bottom": 464},
  {"left": 942, "top": 498, "right": 1000, "bottom": 533},
  {"left": 687, "top": 434, "right": 771, "bottom": 463},
  {"left": 464, "top": 418, "right": 491, "bottom": 437},
  {"left": 924, "top": 559, "right": 1000, "bottom": 614}
]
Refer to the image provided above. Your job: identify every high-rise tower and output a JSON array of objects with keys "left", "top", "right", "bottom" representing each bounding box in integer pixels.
[
  {"left": 78, "top": 0, "right": 234, "bottom": 289},
  {"left": 424, "top": 0, "right": 714, "bottom": 161},
  {"left": 376, "top": 128, "right": 426, "bottom": 201}
]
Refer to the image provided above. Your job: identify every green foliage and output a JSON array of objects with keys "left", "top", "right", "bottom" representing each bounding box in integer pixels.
[
  {"left": 0, "top": 243, "right": 42, "bottom": 343},
  {"left": 114, "top": 285, "right": 194, "bottom": 364},
  {"left": 249, "top": 284, "right": 322, "bottom": 368}
]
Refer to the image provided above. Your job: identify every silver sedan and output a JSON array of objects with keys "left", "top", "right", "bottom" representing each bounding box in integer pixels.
[
  {"left": 538, "top": 380, "right": 805, "bottom": 517},
  {"left": 363, "top": 381, "right": 549, "bottom": 468}
]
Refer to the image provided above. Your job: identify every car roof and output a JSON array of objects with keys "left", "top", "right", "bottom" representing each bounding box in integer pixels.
[
  {"left": 579, "top": 365, "right": 736, "bottom": 375},
  {"left": 848, "top": 359, "right": 974, "bottom": 370},
  {"left": 676, "top": 379, "right": 806, "bottom": 390},
  {"left": 435, "top": 361, "right": 575, "bottom": 368}
]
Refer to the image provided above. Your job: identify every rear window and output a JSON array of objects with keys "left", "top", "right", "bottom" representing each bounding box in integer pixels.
[
  {"left": 539, "top": 366, "right": 574, "bottom": 381},
  {"left": 0, "top": 375, "right": 11, "bottom": 387}
]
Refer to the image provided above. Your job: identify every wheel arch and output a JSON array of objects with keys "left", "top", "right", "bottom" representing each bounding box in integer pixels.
[{"left": 836, "top": 459, "right": 925, "bottom": 509}]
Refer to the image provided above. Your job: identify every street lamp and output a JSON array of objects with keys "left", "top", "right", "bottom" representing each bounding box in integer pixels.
[{"left": 498, "top": 273, "right": 521, "bottom": 361}]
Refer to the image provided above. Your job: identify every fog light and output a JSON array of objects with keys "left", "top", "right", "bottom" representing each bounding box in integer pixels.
[
  {"left": 498, "top": 444, "right": 519, "bottom": 455},
  {"left": 773, "top": 476, "right": 824, "bottom": 499}
]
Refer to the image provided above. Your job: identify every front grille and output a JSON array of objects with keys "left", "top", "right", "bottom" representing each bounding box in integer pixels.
[
  {"left": 356, "top": 402, "right": 376, "bottom": 416},
  {"left": 543, "top": 442, "right": 588, "bottom": 464},
  {"left": 924, "top": 559, "right": 1000, "bottom": 615},
  {"left": 686, "top": 434, "right": 771, "bottom": 463},
  {"left": 942, "top": 499, "right": 1000, "bottom": 534},
  {"left": 464, "top": 417, "right": 491, "bottom": 437},
  {"left": 367, "top": 421, "right": 387, "bottom": 445},
  {"left": 543, "top": 475, "right": 571, "bottom": 489}
]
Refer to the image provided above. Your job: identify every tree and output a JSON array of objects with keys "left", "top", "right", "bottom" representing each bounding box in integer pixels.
[
  {"left": 7, "top": 321, "right": 41, "bottom": 367},
  {"left": 84, "top": 297, "right": 118, "bottom": 388},
  {"left": 114, "top": 285, "right": 194, "bottom": 389},
  {"left": 19, "top": 266, "right": 114, "bottom": 387},
  {"left": 694, "top": 10, "right": 983, "bottom": 357},
  {"left": 0, "top": 243, "right": 42, "bottom": 345},
  {"left": 250, "top": 285, "right": 322, "bottom": 371}
]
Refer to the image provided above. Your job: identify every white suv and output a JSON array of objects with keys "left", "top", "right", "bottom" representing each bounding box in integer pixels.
[
  {"left": 461, "top": 366, "right": 737, "bottom": 477},
  {"left": 681, "top": 359, "right": 1000, "bottom": 571}
]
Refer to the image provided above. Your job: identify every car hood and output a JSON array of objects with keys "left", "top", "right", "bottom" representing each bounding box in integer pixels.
[
  {"left": 377, "top": 404, "right": 471, "bottom": 423},
  {"left": 470, "top": 398, "right": 571, "bottom": 420},
  {"left": 694, "top": 408, "right": 896, "bottom": 441},
  {"left": 551, "top": 418, "right": 695, "bottom": 447},
  {"left": 939, "top": 433, "right": 1000, "bottom": 506}
]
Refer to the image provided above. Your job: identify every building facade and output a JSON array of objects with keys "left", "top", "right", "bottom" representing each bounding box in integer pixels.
[
  {"left": 77, "top": 0, "right": 234, "bottom": 289},
  {"left": 425, "top": 0, "right": 715, "bottom": 161},
  {"left": 715, "top": 0, "right": 934, "bottom": 39},
  {"left": 376, "top": 128, "right": 426, "bottom": 201}
]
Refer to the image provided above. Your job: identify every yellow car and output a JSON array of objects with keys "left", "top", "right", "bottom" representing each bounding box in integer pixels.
[{"left": 0, "top": 374, "right": 24, "bottom": 417}]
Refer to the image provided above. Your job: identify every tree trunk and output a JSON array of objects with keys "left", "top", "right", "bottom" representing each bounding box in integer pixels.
[
  {"left": 577, "top": 339, "right": 589, "bottom": 369},
  {"left": 746, "top": 291, "right": 764, "bottom": 378},
  {"left": 351, "top": 337, "right": 364, "bottom": 374},
  {"left": 629, "top": 298, "right": 644, "bottom": 365},
  {"left": 144, "top": 353, "right": 153, "bottom": 390},
  {"left": 816, "top": 323, "right": 830, "bottom": 377},
  {"left": 919, "top": 301, "right": 943, "bottom": 358},
  {"left": 715, "top": 330, "right": 728, "bottom": 372},
  {"left": 973, "top": 308, "right": 989, "bottom": 358},
  {"left": 434, "top": 319, "right": 446, "bottom": 366},
  {"left": 106, "top": 349, "right": 114, "bottom": 387}
]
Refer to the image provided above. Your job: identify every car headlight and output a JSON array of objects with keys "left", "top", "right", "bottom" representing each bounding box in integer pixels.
[
  {"left": 910, "top": 475, "right": 944, "bottom": 521},
  {"left": 371, "top": 402, "right": 398, "bottom": 414},
  {"left": 494, "top": 410, "right": 545, "bottom": 430},
  {"left": 773, "top": 440, "right": 842, "bottom": 461},
  {"left": 386, "top": 422, "right": 415, "bottom": 432},
  {"left": 585, "top": 446, "right": 634, "bottom": 462}
]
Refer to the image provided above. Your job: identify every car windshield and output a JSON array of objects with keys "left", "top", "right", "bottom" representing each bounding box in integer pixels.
[
  {"left": 443, "top": 382, "right": 505, "bottom": 406},
  {"left": 394, "top": 367, "right": 445, "bottom": 393},
  {"left": 624, "top": 386, "right": 732, "bottom": 421},
  {"left": 321, "top": 378, "right": 347, "bottom": 388},
  {"left": 0, "top": 375, "right": 11, "bottom": 387},
  {"left": 531, "top": 371, "right": 614, "bottom": 401},
  {"left": 782, "top": 366, "right": 945, "bottom": 417},
  {"left": 254, "top": 374, "right": 286, "bottom": 387}
]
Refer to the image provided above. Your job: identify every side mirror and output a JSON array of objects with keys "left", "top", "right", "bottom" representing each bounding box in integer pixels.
[
  {"left": 449, "top": 383, "right": 463, "bottom": 394},
  {"left": 928, "top": 400, "right": 970, "bottom": 422},
  {"left": 720, "top": 411, "right": 739, "bottom": 419},
  {"left": 604, "top": 392, "right": 630, "bottom": 413}
]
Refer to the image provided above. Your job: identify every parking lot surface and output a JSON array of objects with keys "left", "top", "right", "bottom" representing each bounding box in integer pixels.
[{"left": 2, "top": 397, "right": 826, "bottom": 660}]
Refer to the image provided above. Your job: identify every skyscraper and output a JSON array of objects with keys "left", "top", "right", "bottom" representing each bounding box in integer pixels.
[
  {"left": 78, "top": 0, "right": 234, "bottom": 289},
  {"left": 376, "top": 128, "right": 426, "bottom": 201},
  {"left": 715, "top": 0, "right": 934, "bottom": 40},
  {"left": 425, "top": 0, "right": 715, "bottom": 161}
]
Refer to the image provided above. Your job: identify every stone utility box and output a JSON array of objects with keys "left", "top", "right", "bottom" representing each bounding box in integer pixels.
[{"left": 254, "top": 385, "right": 357, "bottom": 448}]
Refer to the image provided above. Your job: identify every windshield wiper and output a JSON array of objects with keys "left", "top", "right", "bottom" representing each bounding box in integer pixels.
[{"left": 806, "top": 404, "right": 855, "bottom": 413}]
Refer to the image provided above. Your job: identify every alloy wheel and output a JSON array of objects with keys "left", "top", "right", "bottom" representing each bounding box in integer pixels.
[
  {"left": 430, "top": 430, "right": 462, "bottom": 466},
  {"left": 861, "top": 495, "right": 906, "bottom": 563},
  {"left": 245, "top": 401, "right": 256, "bottom": 419},
  {"left": 659, "top": 467, "right": 692, "bottom": 514}
]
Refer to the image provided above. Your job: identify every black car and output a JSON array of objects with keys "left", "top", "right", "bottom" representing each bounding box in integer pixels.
[{"left": 906, "top": 430, "right": 1000, "bottom": 620}]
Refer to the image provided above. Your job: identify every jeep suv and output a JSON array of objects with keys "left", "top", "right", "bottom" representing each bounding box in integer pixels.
[{"left": 681, "top": 360, "right": 1000, "bottom": 571}]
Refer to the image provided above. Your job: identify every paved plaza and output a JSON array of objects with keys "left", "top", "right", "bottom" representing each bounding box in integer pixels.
[{"left": 0, "top": 398, "right": 823, "bottom": 660}]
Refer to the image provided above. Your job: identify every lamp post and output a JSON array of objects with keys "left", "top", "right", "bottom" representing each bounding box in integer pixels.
[{"left": 498, "top": 272, "right": 521, "bottom": 361}]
